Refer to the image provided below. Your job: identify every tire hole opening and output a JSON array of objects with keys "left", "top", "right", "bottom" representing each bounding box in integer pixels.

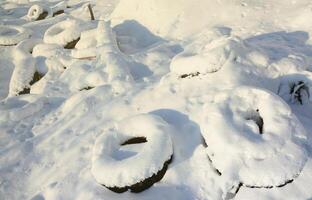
[
  {"left": 36, "top": 11, "right": 49, "bottom": 21},
  {"left": 121, "top": 137, "right": 147, "bottom": 146},
  {"left": 52, "top": 10, "right": 64, "bottom": 17},
  {"left": 244, "top": 109, "right": 264, "bottom": 134},
  {"left": 64, "top": 37, "right": 80, "bottom": 49},
  {"left": 79, "top": 86, "right": 94, "bottom": 91},
  {"left": 180, "top": 72, "right": 200, "bottom": 79}
]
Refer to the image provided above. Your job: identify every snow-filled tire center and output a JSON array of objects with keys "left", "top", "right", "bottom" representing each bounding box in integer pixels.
[{"left": 1, "top": 1, "right": 312, "bottom": 200}]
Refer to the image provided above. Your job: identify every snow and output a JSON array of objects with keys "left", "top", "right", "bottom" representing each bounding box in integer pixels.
[{"left": 1, "top": 0, "right": 312, "bottom": 200}]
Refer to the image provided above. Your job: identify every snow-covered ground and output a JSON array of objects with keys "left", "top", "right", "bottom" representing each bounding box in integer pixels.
[{"left": 1, "top": 0, "right": 312, "bottom": 199}]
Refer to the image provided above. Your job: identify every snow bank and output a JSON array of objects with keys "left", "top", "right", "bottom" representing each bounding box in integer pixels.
[
  {"left": 91, "top": 114, "right": 173, "bottom": 191},
  {"left": 200, "top": 87, "right": 308, "bottom": 187}
]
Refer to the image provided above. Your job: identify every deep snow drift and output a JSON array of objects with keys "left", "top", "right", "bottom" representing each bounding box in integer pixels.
[{"left": 1, "top": 0, "right": 312, "bottom": 200}]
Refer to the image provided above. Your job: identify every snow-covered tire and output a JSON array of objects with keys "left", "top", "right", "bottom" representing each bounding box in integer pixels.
[
  {"left": 0, "top": 25, "right": 31, "bottom": 46},
  {"left": 200, "top": 87, "right": 307, "bottom": 188},
  {"left": 170, "top": 29, "right": 234, "bottom": 77},
  {"left": 43, "top": 19, "right": 81, "bottom": 47},
  {"left": 27, "top": 4, "right": 51, "bottom": 21},
  {"left": 278, "top": 73, "right": 312, "bottom": 105},
  {"left": 91, "top": 114, "right": 173, "bottom": 193}
]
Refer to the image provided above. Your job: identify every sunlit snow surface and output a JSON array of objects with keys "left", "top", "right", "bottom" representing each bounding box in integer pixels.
[{"left": 1, "top": 0, "right": 312, "bottom": 199}]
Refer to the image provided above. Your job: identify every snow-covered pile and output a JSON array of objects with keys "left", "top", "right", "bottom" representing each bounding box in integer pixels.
[{"left": 1, "top": 0, "right": 312, "bottom": 200}]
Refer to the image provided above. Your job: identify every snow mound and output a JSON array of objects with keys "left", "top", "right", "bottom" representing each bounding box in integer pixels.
[
  {"left": 43, "top": 19, "right": 81, "bottom": 47},
  {"left": 91, "top": 114, "right": 173, "bottom": 191},
  {"left": 200, "top": 87, "right": 308, "bottom": 187},
  {"left": 0, "top": 25, "right": 30, "bottom": 46}
]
